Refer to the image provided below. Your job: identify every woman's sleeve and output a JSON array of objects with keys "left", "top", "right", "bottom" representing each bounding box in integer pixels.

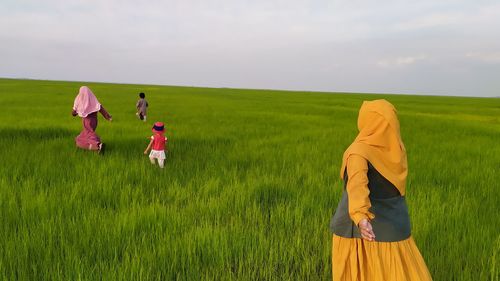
[
  {"left": 99, "top": 106, "right": 112, "bottom": 120},
  {"left": 346, "top": 154, "right": 375, "bottom": 226}
]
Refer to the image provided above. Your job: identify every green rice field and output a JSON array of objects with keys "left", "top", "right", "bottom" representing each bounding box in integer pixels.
[{"left": 0, "top": 78, "right": 499, "bottom": 280}]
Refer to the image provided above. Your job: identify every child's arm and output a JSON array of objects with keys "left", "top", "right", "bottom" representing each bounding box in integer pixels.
[
  {"left": 144, "top": 138, "right": 153, "bottom": 155},
  {"left": 165, "top": 137, "right": 168, "bottom": 153}
]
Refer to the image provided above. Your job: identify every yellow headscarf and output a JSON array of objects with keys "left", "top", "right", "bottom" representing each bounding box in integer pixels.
[{"left": 340, "top": 99, "right": 408, "bottom": 195}]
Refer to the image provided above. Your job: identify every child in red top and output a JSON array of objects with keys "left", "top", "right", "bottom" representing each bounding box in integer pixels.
[{"left": 144, "top": 122, "right": 168, "bottom": 168}]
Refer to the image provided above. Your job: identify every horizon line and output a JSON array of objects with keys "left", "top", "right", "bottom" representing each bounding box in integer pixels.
[{"left": 0, "top": 76, "right": 496, "bottom": 99}]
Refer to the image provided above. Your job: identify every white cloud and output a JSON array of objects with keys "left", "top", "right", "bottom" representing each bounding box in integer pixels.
[
  {"left": 466, "top": 52, "right": 500, "bottom": 63},
  {"left": 377, "top": 55, "right": 428, "bottom": 68},
  {"left": 394, "top": 13, "right": 463, "bottom": 31}
]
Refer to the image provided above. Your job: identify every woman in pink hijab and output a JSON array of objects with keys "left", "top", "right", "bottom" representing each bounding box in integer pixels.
[{"left": 72, "top": 86, "right": 112, "bottom": 152}]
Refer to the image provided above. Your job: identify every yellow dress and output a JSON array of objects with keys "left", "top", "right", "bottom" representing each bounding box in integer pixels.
[
  {"left": 332, "top": 155, "right": 432, "bottom": 281},
  {"left": 332, "top": 235, "right": 432, "bottom": 281}
]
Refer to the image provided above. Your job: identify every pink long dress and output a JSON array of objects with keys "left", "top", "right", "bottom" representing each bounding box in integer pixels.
[{"left": 72, "top": 106, "right": 111, "bottom": 150}]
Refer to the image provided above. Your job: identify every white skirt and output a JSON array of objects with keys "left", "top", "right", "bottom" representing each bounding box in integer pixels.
[{"left": 149, "top": 149, "right": 166, "bottom": 160}]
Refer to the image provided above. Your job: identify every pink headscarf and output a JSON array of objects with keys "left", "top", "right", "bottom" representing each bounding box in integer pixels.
[{"left": 73, "top": 86, "right": 101, "bottom": 117}]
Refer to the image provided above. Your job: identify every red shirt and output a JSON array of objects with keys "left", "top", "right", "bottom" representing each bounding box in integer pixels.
[{"left": 151, "top": 134, "right": 167, "bottom": 151}]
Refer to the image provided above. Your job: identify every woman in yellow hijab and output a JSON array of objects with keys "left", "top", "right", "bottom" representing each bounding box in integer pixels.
[{"left": 330, "top": 100, "right": 432, "bottom": 281}]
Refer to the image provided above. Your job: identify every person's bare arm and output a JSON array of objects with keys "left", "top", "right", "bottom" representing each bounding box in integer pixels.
[{"left": 144, "top": 139, "right": 153, "bottom": 154}]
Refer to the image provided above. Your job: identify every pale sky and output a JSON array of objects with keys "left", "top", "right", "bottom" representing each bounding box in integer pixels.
[{"left": 1, "top": 0, "right": 499, "bottom": 97}]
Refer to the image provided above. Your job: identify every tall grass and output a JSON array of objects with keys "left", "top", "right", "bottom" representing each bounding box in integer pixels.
[{"left": 0, "top": 78, "right": 499, "bottom": 280}]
